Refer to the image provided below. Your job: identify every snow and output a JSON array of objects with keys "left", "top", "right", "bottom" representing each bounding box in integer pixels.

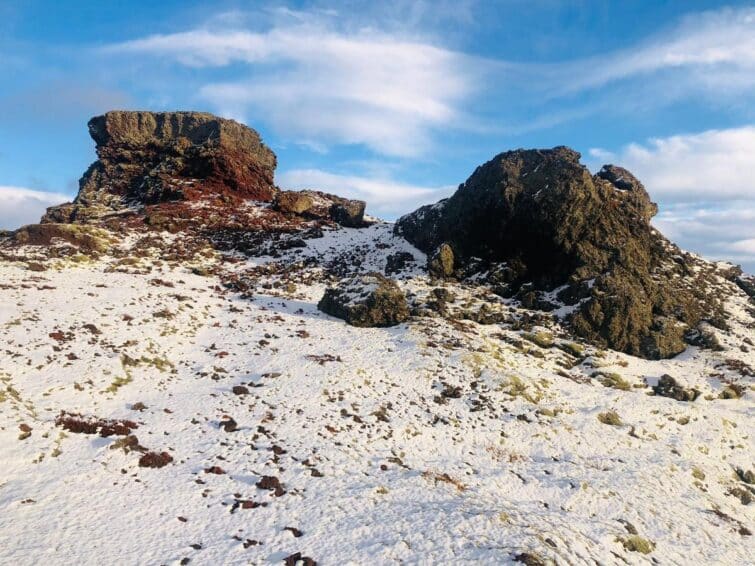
[{"left": 0, "top": 219, "right": 753, "bottom": 565}]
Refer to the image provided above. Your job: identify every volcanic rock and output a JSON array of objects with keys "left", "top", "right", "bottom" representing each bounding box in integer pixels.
[
  {"left": 384, "top": 251, "right": 415, "bottom": 275},
  {"left": 43, "top": 111, "right": 277, "bottom": 223},
  {"left": 318, "top": 272, "right": 409, "bottom": 327},
  {"left": 652, "top": 375, "right": 700, "bottom": 402},
  {"left": 274, "top": 190, "right": 367, "bottom": 227},
  {"left": 396, "top": 147, "right": 726, "bottom": 359},
  {"left": 275, "top": 191, "right": 315, "bottom": 214}
]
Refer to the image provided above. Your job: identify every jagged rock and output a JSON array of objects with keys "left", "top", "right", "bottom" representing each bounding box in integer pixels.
[
  {"left": 428, "top": 243, "right": 455, "bottom": 278},
  {"left": 329, "top": 197, "right": 367, "bottom": 228},
  {"left": 318, "top": 272, "right": 409, "bottom": 327},
  {"left": 432, "top": 287, "right": 456, "bottom": 303},
  {"left": 652, "top": 375, "right": 700, "bottom": 402},
  {"left": 274, "top": 190, "right": 366, "bottom": 227},
  {"left": 396, "top": 147, "right": 726, "bottom": 359},
  {"left": 43, "top": 111, "right": 277, "bottom": 223}
]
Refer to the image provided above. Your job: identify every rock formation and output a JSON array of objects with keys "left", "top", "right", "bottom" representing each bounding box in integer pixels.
[
  {"left": 273, "top": 190, "right": 366, "bottom": 227},
  {"left": 44, "top": 111, "right": 278, "bottom": 223},
  {"left": 40, "top": 110, "right": 367, "bottom": 232},
  {"left": 396, "top": 147, "right": 727, "bottom": 359},
  {"left": 318, "top": 273, "right": 409, "bottom": 327}
]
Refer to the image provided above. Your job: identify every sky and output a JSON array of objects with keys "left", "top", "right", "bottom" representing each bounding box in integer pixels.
[{"left": 1, "top": 0, "right": 754, "bottom": 271}]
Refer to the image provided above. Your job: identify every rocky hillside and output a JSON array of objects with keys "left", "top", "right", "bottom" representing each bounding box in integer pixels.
[{"left": 0, "top": 113, "right": 753, "bottom": 565}]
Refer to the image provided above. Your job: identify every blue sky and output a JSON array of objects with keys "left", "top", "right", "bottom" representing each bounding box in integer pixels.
[{"left": 1, "top": 1, "right": 754, "bottom": 270}]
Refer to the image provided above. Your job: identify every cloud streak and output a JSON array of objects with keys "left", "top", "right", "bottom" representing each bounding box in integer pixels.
[
  {"left": 105, "top": 24, "right": 481, "bottom": 157},
  {"left": 654, "top": 202, "right": 755, "bottom": 273},
  {"left": 99, "top": 6, "right": 755, "bottom": 156},
  {"left": 554, "top": 7, "right": 755, "bottom": 96}
]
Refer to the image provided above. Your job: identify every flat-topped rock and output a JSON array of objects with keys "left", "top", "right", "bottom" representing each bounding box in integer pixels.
[{"left": 43, "top": 111, "right": 277, "bottom": 223}]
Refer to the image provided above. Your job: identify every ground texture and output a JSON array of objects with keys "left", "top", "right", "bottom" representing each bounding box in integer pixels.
[{"left": 1, "top": 217, "right": 753, "bottom": 565}]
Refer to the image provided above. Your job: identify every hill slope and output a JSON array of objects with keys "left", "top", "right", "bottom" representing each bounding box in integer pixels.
[
  {"left": 1, "top": 215, "right": 753, "bottom": 565},
  {"left": 0, "top": 112, "right": 753, "bottom": 565}
]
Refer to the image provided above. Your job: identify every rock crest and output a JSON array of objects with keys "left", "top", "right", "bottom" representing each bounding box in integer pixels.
[
  {"left": 273, "top": 190, "right": 366, "bottom": 227},
  {"left": 44, "top": 111, "right": 278, "bottom": 223}
]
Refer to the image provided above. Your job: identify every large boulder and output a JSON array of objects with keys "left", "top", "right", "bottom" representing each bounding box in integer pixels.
[
  {"left": 273, "top": 190, "right": 366, "bottom": 228},
  {"left": 43, "top": 111, "right": 278, "bottom": 223},
  {"left": 318, "top": 273, "right": 409, "bottom": 327},
  {"left": 396, "top": 147, "right": 726, "bottom": 359}
]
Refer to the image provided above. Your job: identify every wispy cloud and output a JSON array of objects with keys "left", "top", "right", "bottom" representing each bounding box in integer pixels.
[
  {"left": 588, "top": 126, "right": 755, "bottom": 202},
  {"left": 0, "top": 186, "right": 69, "bottom": 230},
  {"left": 99, "top": 6, "right": 755, "bottom": 154},
  {"left": 276, "top": 168, "right": 453, "bottom": 217},
  {"left": 554, "top": 7, "right": 755, "bottom": 96},
  {"left": 104, "top": 24, "right": 481, "bottom": 157}
]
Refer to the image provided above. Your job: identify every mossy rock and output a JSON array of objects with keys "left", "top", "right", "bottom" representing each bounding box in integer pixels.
[
  {"left": 620, "top": 535, "right": 655, "bottom": 554},
  {"left": 523, "top": 331, "right": 555, "bottom": 348},
  {"left": 428, "top": 243, "right": 455, "bottom": 278},
  {"left": 559, "top": 341, "right": 584, "bottom": 357},
  {"left": 593, "top": 371, "right": 631, "bottom": 391},
  {"left": 275, "top": 191, "right": 315, "bottom": 214},
  {"left": 653, "top": 374, "right": 700, "bottom": 402},
  {"left": 598, "top": 410, "right": 623, "bottom": 426},
  {"left": 13, "top": 223, "right": 114, "bottom": 253}
]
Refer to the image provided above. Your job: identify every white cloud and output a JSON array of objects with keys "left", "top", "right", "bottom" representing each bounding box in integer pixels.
[
  {"left": 545, "top": 7, "right": 755, "bottom": 97},
  {"left": 104, "top": 24, "right": 479, "bottom": 157},
  {"left": 653, "top": 202, "right": 755, "bottom": 273},
  {"left": 0, "top": 187, "right": 70, "bottom": 230},
  {"left": 590, "top": 125, "right": 755, "bottom": 271},
  {"left": 276, "top": 168, "right": 453, "bottom": 218},
  {"left": 589, "top": 126, "right": 755, "bottom": 202}
]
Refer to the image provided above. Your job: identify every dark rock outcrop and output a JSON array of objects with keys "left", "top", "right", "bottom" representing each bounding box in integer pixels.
[
  {"left": 273, "top": 190, "right": 366, "bottom": 227},
  {"left": 652, "top": 375, "right": 700, "bottom": 402},
  {"left": 396, "top": 147, "right": 727, "bottom": 359},
  {"left": 43, "top": 111, "right": 277, "bottom": 223},
  {"left": 384, "top": 251, "right": 415, "bottom": 275},
  {"left": 318, "top": 273, "right": 409, "bottom": 327}
]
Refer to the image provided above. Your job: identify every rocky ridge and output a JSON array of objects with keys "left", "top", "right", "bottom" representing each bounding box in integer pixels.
[{"left": 44, "top": 111, "right": 278, "bottom": 223}]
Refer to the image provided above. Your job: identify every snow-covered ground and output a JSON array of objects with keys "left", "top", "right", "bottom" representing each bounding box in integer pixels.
[{"left": 1, "top": 221, "right": 753, "bottom": 565}]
